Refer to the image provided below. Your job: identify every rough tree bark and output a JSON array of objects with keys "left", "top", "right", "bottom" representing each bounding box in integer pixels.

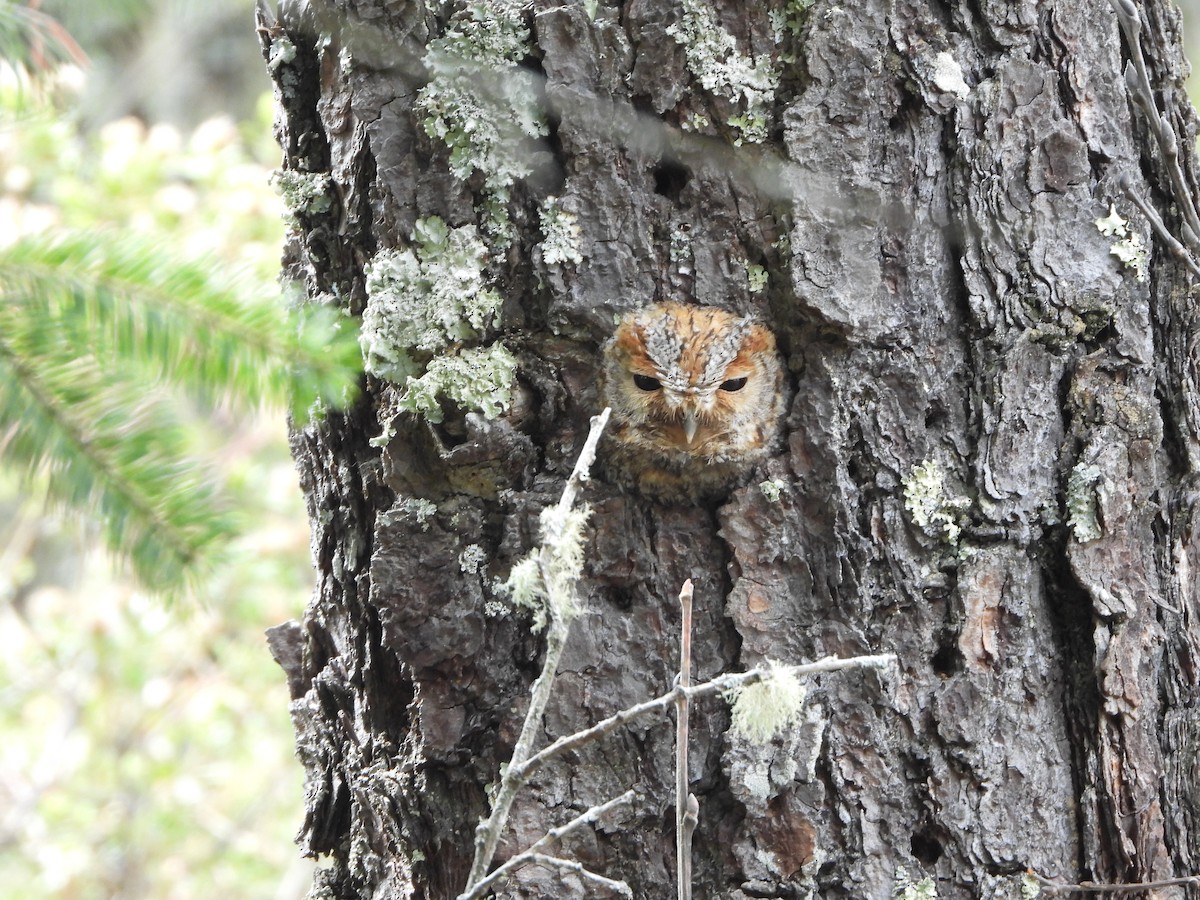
[{"left": 259, "top": 0, "right": 1200, "bottom": 897}]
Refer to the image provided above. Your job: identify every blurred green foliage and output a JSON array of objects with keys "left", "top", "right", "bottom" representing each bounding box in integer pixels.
[
  {"left": 0, "top": 460, "right": 316, "bottom": 898},
  {"left": 0, "top": 2, "right": 341, "bottom": 896},
  {"left": 0, "top": 82, "right": 361, "bottom": 593}
]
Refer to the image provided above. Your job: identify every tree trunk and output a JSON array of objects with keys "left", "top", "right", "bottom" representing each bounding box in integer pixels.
[{"left": 260, "top": 0, "right": 1200, "bottom": 897}]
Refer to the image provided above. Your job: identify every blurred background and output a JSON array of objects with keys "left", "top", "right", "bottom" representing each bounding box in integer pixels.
[
  {"left": 1, "top": 1, "right": 1199, "bottom": 898},
  {"left": 1, "top": 1, "right": 317, "bottom": 897}
]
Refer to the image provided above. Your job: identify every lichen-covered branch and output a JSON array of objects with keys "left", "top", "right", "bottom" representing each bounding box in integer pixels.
[
  {"left": 463, "top": 408, "right": 612, "bottom": 891},
  {"left": 512, "top": 654, "right": 897, "bottom": 791}
]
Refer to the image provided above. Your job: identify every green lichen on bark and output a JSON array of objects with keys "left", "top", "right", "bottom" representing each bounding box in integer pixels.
[
  {"left": 726, "top": 660, "right": 807, "bottom": 742},
  {"left": 893, "top": 868, "right": 939, "bottom": 899},
  {"left": 360, "top": 216, "right": 501, "bottom": 377},
  {"left": 417, "top": 0, "right": 548, "bottom": 240},
  {"left": 759, "top": 477, "right": 786, "bottom": 501},
  {"left": 1066, "top": 463, "right": 1104, "bottom": 543},
  {"left": 1094, "top": 204, "right": 1148, "bottom": 282},
  {"left": 667, "top": 0, "right": 778, "bottom": 143},
  {"left": 397, "top": 343, "right": 517, "bottom": 424},
  {"left": 360, "top": 217, "right": 515, "bottom": 423},
  {"left": 270, "top": 169, "right": 333, "bottom": 221},
  {"left": 538, "top": 196, "right": 583, "bottom": 267},
  {"left": 902, "top": 460, "right": 970, "bottom": 544}
]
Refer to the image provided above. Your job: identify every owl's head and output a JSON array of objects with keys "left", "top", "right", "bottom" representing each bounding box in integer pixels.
[{"left": 601, "top": 302, "right": 782, "bottom": 460}]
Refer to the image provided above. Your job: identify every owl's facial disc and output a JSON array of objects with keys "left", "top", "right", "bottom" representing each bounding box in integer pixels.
[{"left": 599, "top": 301, "right": 785, "bottom": 500}]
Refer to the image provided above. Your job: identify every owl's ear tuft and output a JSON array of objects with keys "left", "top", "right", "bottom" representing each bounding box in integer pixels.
[
  {"left": 732, "top": 323, "right": 776, "bottom": 368},
  {"left": 610, "top": 322, "right": 648, "bottom": 358}
]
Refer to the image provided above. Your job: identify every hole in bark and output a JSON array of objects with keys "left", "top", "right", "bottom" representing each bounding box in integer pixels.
[
  {"left": 518, "top": 54, "right": 545, "bottom": 77},
  {"left": 888, "top": 86, "right": 923, "bottom": 132},
  {"left": 652, "top": 159, "right": 691, "bottom": 200},
  {"left": 1090, "top": 319, "right": 1117, "bottom": 346},
  {"left": 605, "top": 586, "right": 635, "bottom": 611},
  {"left": 910, "top": 830, "right": 943, "bottom": 865},
  {"left": 924, "top": 400, "right": 948, "bottom": 430},
  {"left": 931, "top": 642, "right": 961, "bottom": 677}
]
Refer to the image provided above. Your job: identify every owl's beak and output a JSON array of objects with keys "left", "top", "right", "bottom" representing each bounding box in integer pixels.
[{"left": 682, "top": 409, "right": 699, "bottom": 446}]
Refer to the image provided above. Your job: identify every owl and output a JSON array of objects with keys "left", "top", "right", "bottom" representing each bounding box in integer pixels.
[{"left": 599, "top": 302, "right": 786, "bottom": 501}]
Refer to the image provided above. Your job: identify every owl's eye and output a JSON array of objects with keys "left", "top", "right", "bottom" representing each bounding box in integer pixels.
[
  {"left": 633, "top": 374, "right": 662, "bottom": 391},
  {"left": 720, "top": 377, "right": 748, "bottom": 392}
]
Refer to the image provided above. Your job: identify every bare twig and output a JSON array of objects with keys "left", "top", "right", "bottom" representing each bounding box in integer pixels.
[
  {"left": 458, "top": 409, "right": 893, "bottom": 897},
  {"left": 1033, "top": 871, "right": 1200, "bottom": 893},
  {"left": 1120, "top": 175, "right": 1200, "bottom": 277},
  {"left": 681, "top": 794, "right": 698, "bottom": 891},
  {"left": 463, "top": 408, "right": 611, "bottom": 892},
  {"left": 459, "top": 790, "right": 638, "bottom": 900},
  {"left": 553, "top": 406, "right": 610, "bottom": 519},
  {"left": 524, "top": 854, "right": 634, "bottom": 897},
  {"left": 1108, "top": 0, "right": 1200, "bottom": 258},
  {"left": 510, "top": 654, "right": 896, "bottom": 793},
  {"left": 675, "top": 579, "right": 695, "bottom": 900}
]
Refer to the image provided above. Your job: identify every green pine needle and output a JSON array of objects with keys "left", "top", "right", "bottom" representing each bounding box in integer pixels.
[
  {"left": 1, "top": 231, "right": 361, "bottom": 422},
  {"left": 0, "top": 2, "right": 88, "bottom": 98},
  {"left": 0, "top": 229, "right": 363, "bottom": 595}
]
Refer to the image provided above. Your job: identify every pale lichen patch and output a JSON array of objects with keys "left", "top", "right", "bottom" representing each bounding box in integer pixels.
[
  {"left": 400, "top": 497, "right": 439, "bottom": 530},
  {"left": 727, "top": 660, "right": 807, "bottom": 743},
  {"left": 667, "top": 0, "right": 779, "bottom": 144},
  {"left": 1066, "top": 462, "right": 1105, "bottom": 543},
  {"left": 902, "top": 459, "right": 970, "bottom": 544},
  {"left": 538, "top": 196, "right": 583, "bottom": 267},
  {"left": 759, "top": 478, "right": 786, "bottom": 502},
  {"left": 745, "top": 262, "right": 769, "bottom": 293},
  {"left": 417, "top": 0, "right": 547, "bottom": 241},
  {"left": 459, "top": 544, "right": 488, "bottom": 575},
  {"left": 931, "top": 51, "right": 970, "bottom": 100},
  {"left": 360, "top": 216, "right": 502, "bottom": 381},
  {"left": 360, "top": 217, "right": 517, "bottom": 423},
  {"left": 1095, "top": 203, "right": 1148, "bottom": 282},
  {"left": 894, "top": 867, "right": 939, "bottom": 900},
  {"left": 398, "top": 344, "right": 518, "bottom": 424},
  {"left": 270, "top": 169, "right": 333, "bottom": 221}
]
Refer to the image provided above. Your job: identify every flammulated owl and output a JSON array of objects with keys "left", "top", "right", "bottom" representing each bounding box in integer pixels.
[{"left": 599, "top": 302, "right": 786, "bottom": 501}]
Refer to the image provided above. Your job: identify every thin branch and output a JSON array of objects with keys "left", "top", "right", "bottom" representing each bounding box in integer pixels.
[
  {"left": 1033, "top": 871, "right": 1200, "bottom": 893},
  {"left": 463, "top": 408, "right": 612, "bottom": 891},
  {"left": 681, "top": 795, "right": 698, "bottom": 882},
  {"left": 553, "top": 406, "right": 611, "bottom": 518},
  {"left": 512, "top": 654, "right": 896, "bottom": 790},
  {"left": 459, "top": 790, "right": 638, "bottom": 900},
  {"left": 1108, "top": 0, "right": 1200, "bottom": 254},
  {"left": 524, "top": 854, "right": 633, "bottom": 897},
  {"left": 1119, "top": 175, "right": 1200, "bottom": 278},
  {"left": 675, "top": 579, "right": 694, "bottom": 900}
]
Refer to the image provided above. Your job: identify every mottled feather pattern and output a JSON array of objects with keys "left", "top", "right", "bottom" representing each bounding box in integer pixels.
[{"left": 599, "top": 303, "right": 786, "bottom": 502}]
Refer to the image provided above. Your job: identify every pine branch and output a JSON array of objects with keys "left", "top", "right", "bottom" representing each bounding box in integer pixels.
[
  {"left": 0, "top": 2, "right": 88, "bottom": 83},
  {"left": 0, "top": 231, "right": 361, "bottom": 423},
  {"left": 0, "top": 317, "right": 232, "bottom": 595}
]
